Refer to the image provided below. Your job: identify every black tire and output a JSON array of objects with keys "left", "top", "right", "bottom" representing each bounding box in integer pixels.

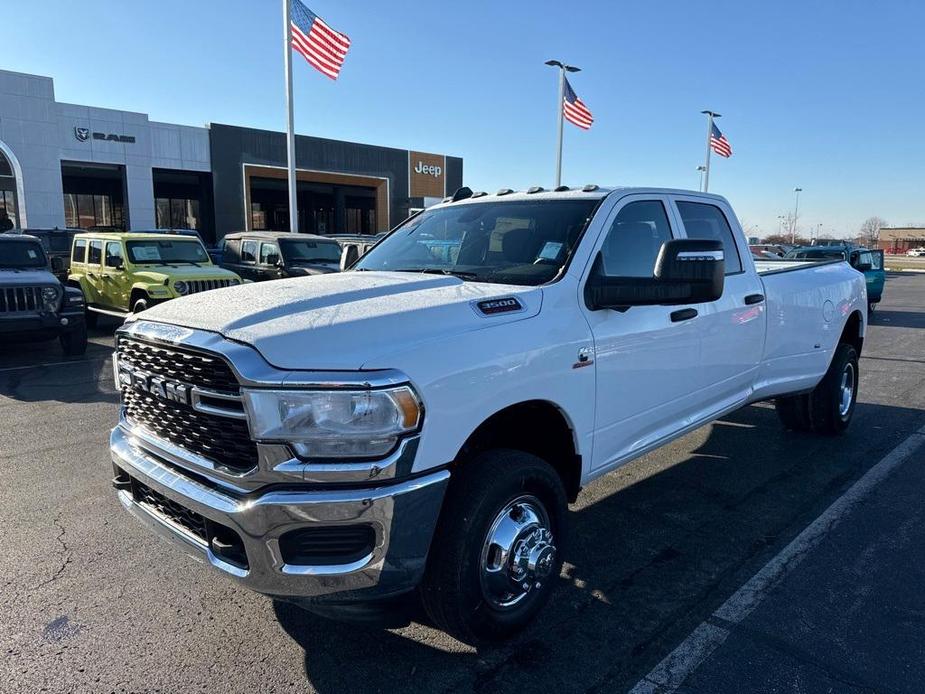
[
  {"left": 420, "top": 449, "right": 567, "bottom": 645},
  {"left": 60, "top": 323, "right": 88, "bottom": 356},
  {"left": 132, "top": 297, "right": 149, "bottom": 314},
  {"left": 808, "top": 343, "right": 859, "bottom": 435},
  {"left": 775, "top": 393, "right": 812, "bottom": 431},
  {"left": 776, "top": 343, "right": 859, "bottom": 436}
]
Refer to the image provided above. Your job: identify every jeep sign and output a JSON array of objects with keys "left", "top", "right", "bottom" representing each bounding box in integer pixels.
[{"left": 409, "top": 151, "right": 446, "bottom": 198}]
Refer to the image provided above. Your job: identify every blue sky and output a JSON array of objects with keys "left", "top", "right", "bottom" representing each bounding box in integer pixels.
[{"left": 3, "top": 0, "right": 923, "bottom": 237}]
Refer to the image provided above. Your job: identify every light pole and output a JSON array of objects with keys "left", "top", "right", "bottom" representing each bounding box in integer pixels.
[
  {"left": 545, "top": 59, "right": 581, "bottom": 188},
  {"left": 792, "top": 187, "right": 802, "bottom": 244},
  {"left": 697, "top": 165, "right": 706, "bottom": 190}
]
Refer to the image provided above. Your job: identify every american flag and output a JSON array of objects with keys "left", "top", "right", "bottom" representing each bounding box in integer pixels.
[
  {"left": 710, "top": 123, "right": 732, "bottom": 158},
  {"left": 290, "top": 1, "right": 351, "bottom": 80},
  {"left": 563, "top": 77, "right": 593, "bottom": 130}
]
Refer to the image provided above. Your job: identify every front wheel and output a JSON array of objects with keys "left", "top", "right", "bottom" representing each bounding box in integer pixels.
[
  {"left": 420, "top": 450, "right": 567, "bottom": 644},
  {"left": 131, "top": 297, "right": 149, "bottom": 314}
]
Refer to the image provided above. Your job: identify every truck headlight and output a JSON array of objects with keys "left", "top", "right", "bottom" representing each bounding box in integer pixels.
[
  {"left": 174, "top": 281, "right": 188, "bottom": 295},
  {"left": 41, "top": 286, "right": 60, "bottom": 311},
  {"left": 242, "top": 386, "right": 422, "bottom": 459}
]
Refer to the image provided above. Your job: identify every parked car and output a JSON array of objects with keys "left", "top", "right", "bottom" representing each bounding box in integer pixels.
[
  {"left": 906, "top": 247, "right": 925, "bottom": 257},
  {"left": 785, "top": 244, "right": 884, "bottom": 311},
  {"left": 68, "top": 232, "right": 241, "bottom": 324},
  {"left": 221, "top": 231, "right": 343, "bottom": 281},
  {"left": 109, "top": 186, "right": 866, "bottom": 644},
  {"left": 0, "top": 234, "right": 87, "bottom": 355},
  {"left": 3, "top": 227, "right": 80, "bottom": 281}
]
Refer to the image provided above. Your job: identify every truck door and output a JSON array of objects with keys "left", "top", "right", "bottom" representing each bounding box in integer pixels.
[
  {"left": 672, "top": 197, "right": 765, "bottom": 412},
  {"left": 580, "top": 196, "right": 705, "bottom": 472}
]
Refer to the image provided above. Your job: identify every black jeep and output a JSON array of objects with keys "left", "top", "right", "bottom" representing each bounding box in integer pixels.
[{"left": 0, "top": 234, "right": 87, "bottom": 355}]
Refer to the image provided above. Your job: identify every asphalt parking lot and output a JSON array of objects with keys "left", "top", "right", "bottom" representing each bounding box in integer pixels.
[{"left": 3, "top": 275, "right": 925, "bottom": 694}]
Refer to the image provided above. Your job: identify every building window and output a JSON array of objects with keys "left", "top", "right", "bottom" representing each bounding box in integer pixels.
[
  {"left": 251, "top": 202, "right": 267, "bottom": 230},
  {"left": 0, "top": 149, "right": 17, "bottom": 229},
  {"left": 63, "top": 192, "right": 124, "bottom": 230},
  {"left": 156, "top": 197, "right": 200, "bottom": 230}
]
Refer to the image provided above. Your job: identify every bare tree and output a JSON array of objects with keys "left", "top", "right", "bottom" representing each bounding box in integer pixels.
[{"left": 859, "top": 216, "right": 887, "bottom": 245}]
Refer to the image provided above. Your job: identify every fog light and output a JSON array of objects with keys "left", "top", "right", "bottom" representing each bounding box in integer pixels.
[{"left": 60, "top": 317, "right": 69, "bottom": 326}]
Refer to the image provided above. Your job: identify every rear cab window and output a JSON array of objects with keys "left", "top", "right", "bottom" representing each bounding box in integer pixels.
[{"left": 675, "top": 201, "right": 743, "bottom": 274}]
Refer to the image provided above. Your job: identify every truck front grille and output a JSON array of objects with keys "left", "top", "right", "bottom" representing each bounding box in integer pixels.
[
  {"left": 186, "top": 279, "right": 233, "bottom": 295},
  {"left": 117, "top": 336, "right": 258, "bottom": 473},
  {"left": 132, "top": 477, "right": 209, "bottom": 542},
  {"left": 0, "top": 286, "right": 42, "bottom": 313}
]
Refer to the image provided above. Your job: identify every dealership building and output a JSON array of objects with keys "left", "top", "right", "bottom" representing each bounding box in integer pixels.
[{"left": 0, "top": 69, "right": 463, "bottom": 242}]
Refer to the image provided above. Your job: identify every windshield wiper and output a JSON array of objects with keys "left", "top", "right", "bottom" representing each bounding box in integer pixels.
[{"left": 396, "top": 267, "right": 479, "bottom": 279}]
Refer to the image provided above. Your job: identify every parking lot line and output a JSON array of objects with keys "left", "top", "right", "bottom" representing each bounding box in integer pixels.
[{"left": 628, "top": 424, "right": 925, "bottom": 694}]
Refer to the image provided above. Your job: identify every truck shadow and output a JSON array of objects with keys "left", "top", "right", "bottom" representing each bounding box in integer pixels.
[
  {"left": 869, "top": 309, "right": 925, "bottom": 329},
  {"left": 272, "top": 400, "right": 925, "bottom": 693}
]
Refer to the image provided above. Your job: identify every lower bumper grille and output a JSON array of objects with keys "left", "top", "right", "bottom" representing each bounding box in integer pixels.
[{"left": 133, "top": 477, "right": 208, "bottom": 542}]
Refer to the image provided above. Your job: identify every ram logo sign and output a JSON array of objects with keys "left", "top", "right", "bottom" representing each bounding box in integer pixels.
[{"left": 74, "top": 127, "right": 90, "bottom": 142}]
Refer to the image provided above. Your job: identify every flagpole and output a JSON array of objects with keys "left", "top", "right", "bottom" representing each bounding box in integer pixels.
[
  {"left": 283, "top": 0, "right": 298, "bottom": 233},
  {"left": 700, "top": 110, "right": 719, "bottom": 193},
  {"left": 554, "top": 66, "right": 565, "bottom": 188}
]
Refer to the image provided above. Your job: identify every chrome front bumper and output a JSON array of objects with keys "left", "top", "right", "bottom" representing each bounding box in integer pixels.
[{"left": 111, "top": 425, "right": 450, "bottom": 601}]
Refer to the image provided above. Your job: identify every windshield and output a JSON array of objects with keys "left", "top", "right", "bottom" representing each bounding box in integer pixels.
[
  {"left": 280, "top": 238, "right": 342, "bottom": 263},
  {"left": 126, "top": 239, "right": 210, "bottom": 265},
  {"left": 784, "top": 249, "right": 846, "bottom": 260},
  {"left": 0, "top": 240, "right": 47, "bottom": 269},
  {"left": 354, "top": 199, "right": 598, "bottom": 286}
]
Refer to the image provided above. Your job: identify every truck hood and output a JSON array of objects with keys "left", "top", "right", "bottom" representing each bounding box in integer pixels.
[
  {"left": 138, "top": 271, "right": 542, "bottom": 370},
  {"left": 0, "top": 268, "right": 58, "bottom": 286}
]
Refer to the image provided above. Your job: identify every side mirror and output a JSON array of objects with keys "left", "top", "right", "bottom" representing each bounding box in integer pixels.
[
  {"left": 585, "top": 239, "right": 725, "bottom": 309},
  {"left": 267, "top": 254, "right": 281, "bottom": 267},
  {"left": 340, "top": 244, "right": 359, "bottom": 271},
  {"left": 50, "top": 256, "right": 65, "bottom": 273}
]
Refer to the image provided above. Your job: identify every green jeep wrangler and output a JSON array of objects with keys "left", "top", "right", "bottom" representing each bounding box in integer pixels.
[{"left": 68, "top": 233, "right": 241, "bottom": 325}]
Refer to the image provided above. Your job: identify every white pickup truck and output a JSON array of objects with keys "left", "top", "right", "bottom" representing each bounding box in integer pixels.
[{"left": 110, "top": 186, "right": 867, "bottom": 644}]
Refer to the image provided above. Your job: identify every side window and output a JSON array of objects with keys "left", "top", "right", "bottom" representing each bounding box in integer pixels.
[
  {"left": 72, "top": 238, "right": 87, "bottom": 264},
  {"left": 105, "top": 242, "right": 123, "bottom": 268},
  {"left": 675, "top": 201, "right": 743, "bottom": 274},
  {"left": 260, "top": 242, "right": 280, "bottom": 265},
  {"left": 241, "top": 240, "right": 257, "bottom": 263},
  {"left": 88, "top": 240, "right": 102, "bottom": 265},
  {"left": 598, "top": 200, "right": 673, "bottom": 277},
  {"left": 870, "top": 250, "right": 883, "bottom": 270},
  {"left": 224, "top": 239, "right": 240, "bottom": 263}
]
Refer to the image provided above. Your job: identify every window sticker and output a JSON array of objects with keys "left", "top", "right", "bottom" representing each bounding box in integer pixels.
[
  {"left": 537, "top": 241, "right": 563, "bottom": 260},
  {"left": 134, "top": 246, "right": 161, "bottom": 261},
  {"left": 27, "top": 249, "right": 38, "bottom": 259}
]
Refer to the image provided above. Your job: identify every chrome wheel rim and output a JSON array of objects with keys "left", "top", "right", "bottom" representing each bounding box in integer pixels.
[
  {"left": 479, "top": 495, "right": 556, "bottom": 610},
  {"left": 839, "top": 362, "right": 855, "bottom": 418}
]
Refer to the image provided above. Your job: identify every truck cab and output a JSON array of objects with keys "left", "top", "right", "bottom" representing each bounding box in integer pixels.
[{"left": 68, "top": 232, "right": 242, "bottom": 322}]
